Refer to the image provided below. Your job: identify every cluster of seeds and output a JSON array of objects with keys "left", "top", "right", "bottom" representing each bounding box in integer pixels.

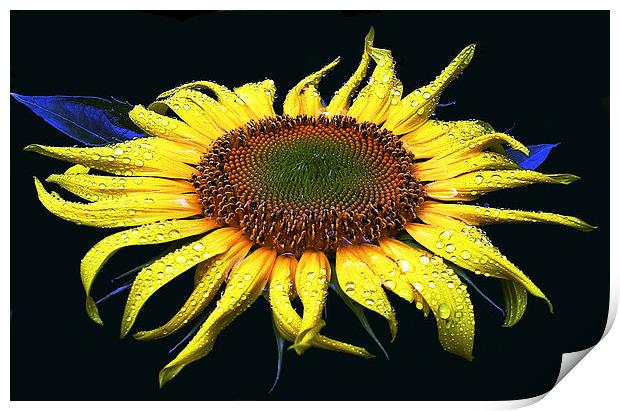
[{"left": 193, "top": 114, "right": 424, "bottom": 256}]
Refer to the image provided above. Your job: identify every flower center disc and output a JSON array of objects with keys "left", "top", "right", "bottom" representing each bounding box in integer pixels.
[{"left": 194, "top": 115, "right": 424, "bottom": 256}]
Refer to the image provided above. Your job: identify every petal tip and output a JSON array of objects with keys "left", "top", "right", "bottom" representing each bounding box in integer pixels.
[
  {"left": 158, "top": 365, "right": 183, "bottom": 388},
  {"left": 366, "top": 26, "right": 375, "bottom": 45},
  {"left": 24, "top": 144, "right": 40, "bottom": 153},
  {"left": 553, "top": 174, "right": 580, "bottom": 184},
  {"left": 86, "top": 297, "right": 104, "bottom": 326}
]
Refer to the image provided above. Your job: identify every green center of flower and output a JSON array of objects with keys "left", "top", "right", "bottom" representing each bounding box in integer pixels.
[{"left": 194, "top": 115, "right": 424, "bottom": 256}]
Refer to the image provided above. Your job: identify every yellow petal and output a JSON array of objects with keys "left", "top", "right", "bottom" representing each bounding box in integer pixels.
[
  {"left": 405, "top": 217, "right": 552, "bottom": 311},
  {"left": 25, "top": 137, "right": 199, "bottom": 179},
  {"left": 411, "top": 132, "right": 528, "bottom": 161},
  {"left": 133, "top": 239, "right": 252, "bottom": 340},
  {"left": 158, "top": 247, "right": 277, "bottom": 387},
  {"left": 234, "top": 80, "right": 277, "bottom": 119},
  {"left": 283, "top": 58, "right": 340, "bottom": 117},
  {"left": 347, "top": 41, "right": 401, "bottom": 124},
  {"left": 335, "top": 245, "right": 398, "bottom": 341},
  {"left": 401, "top": 119, "right": 494, "bottom": 146},
  {"left": 269, "top": 255, "right": 300, "bottom": 341},
  {"left": 157, "top": 81, "right": 255, "bottom": 126},
  {"left": 151, "top": 88, "right": 239, "bottom": 134},
  {"left": 325, "top": 27, "right": 374, "bottom": 116},
  {"left": 121, "top": 227, "right": 243, "bottom": 337},
  {"left": 353, "top": 243, "right": 414, "bottom": 302},
  {"left": 80, "top": 218, "right": 218, "bottom": 325},
  {"left": 379, "top": 238, "right": 475, "bottom": 360},
  {"left": 129, "top": 104, "right": 214, "bottom": 149},
  {"left": 46, "top": 170, "right": 195, "bottom": 202},
  {"left": 413, "top": 151, "right": 519, "bottom": 182},
  {"left": 291, "top": 250, "right": 331, "bottom": 354},
  {"left": 269, "top": 255, "right": 372, "bottom": 358},
  {"left": 383, "top": 44, "right": 476, "bottom": 134},
  {"left": 419, "top": 201, "right": 595, "bottom": 232},
  {"left": 34, "top": 177, "right": 202, "bottom": 228},
  {"left": 424, "top": 169, "right": 579, "bottom": 201},
  {"left": 501, "top": 280, "right": 528, "bottom": 327}
]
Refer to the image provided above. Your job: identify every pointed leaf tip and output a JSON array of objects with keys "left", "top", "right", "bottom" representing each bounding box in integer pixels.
[{"left": 505, "top": 143, "right": 560, "bottom": 170}]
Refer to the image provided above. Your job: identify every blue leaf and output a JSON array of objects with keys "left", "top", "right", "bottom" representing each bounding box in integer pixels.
[
  {"left": 505, "top": 143, "right": 560, "bottom": 170},
  {"left": 11, "top": 93, "right": 145, "bottom": 146}
]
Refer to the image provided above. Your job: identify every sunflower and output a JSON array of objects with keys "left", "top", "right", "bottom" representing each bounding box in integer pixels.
[{"left": 16, "top": 28, "right": 593, "bottom": 387}]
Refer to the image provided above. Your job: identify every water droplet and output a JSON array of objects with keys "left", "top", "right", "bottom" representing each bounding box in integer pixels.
[{"left": 438, "top": 303, "right": 451, "bottom": 319}]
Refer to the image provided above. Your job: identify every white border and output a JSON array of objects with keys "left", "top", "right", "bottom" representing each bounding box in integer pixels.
[{"left": 3, "top": 1, "right": 617, "bottom": 410}]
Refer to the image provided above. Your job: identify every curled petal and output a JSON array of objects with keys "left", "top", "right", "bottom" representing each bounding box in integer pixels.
[
  {"left": 379, "top": 238, "right": 475, "bottom": 360},
  {"left": 413, "top": 151, "right": 519, "bottom": 182},
  {"left": 47, "top": 168, "right": 194, "bottom": 202},
  {"left": 411, "top": 132, "right": 528, "bottom": 161},
  {"left": 335, "top": 245, "right": 398, "bottom": 341},
  {"left": 424, "top": 169, "right": 579, "bottom": 201},
  {"left": 158, "top": 247, "right": 277, "bottom": 387},
  {"left": 419, "top": 201, "right": 595, "bottom": 232},
  {"left": 133, "top": 239, "right": 252, "bottom": 340},
  {"left": 402, "top": 119, "right": 494, "bottom": 146},
  {"left": 157, "top": 81, "right": 255, "bottom": 126},
  {"left": 234, "top": 80, "right": 277, "bottom": 119},
  {"left": 121, "top": 227, "right": 243, "bottom": 337},
  {"left": 383, "top": 44, "right": 476, "bottom": 134},
  {"left": 353, "top": 243, "right": 414, "bottom": 302},
  {"left": 147, "top": 90, "right": 222, "bottom": 139},
  {"left": 269, "top": 255, "right": 372, "bottom": 358},
  {"left": 129, "top": 104, "right": 214, "bottom": 150},
  {"left": 151, "top": 88, "right": 241, "bottom": 134},
  {"left": 34, "top": 177, "right": 202, "bottom": 228},
  {"left": 326, "top": 28, "right": 374, "bottom": 116},
  {"left": 405, "top": 215, "right": 552, "bottom": 311},
  {"left": 25, "top": 137, "right": 199, "bottom": 179},
  {"left": 291, "top": 250, "right": 331, "bottom": 354},
  {"left": 80, "top": 218, "right": 218, "bottom": 324},
  {"left": 283, "top": 58, "right": 340, "bottom": 117},
  {"left": 348, "top": 42, "right": 401, "bottom": 124},
  {"left": 501, "top": 280, "right": 528, "bottom": 327}
]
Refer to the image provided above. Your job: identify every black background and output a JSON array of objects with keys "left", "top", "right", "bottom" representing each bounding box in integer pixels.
[{"left": 10, "top": 11, "right": 609, "bottom": 400}]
